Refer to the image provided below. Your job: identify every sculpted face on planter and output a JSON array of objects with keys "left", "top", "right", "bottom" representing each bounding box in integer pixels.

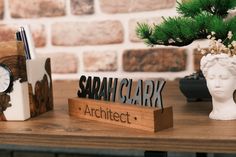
[
  {"left": 201, "top": 54, "right": 236, "bottom": 120},
  {"left": 207, "top": 63, "right": 235, "bottom": 101}
]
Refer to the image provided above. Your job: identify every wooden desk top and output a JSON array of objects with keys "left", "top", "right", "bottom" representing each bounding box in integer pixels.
[{"left": 1, "top": 80, "right": 236, "bottom": 153}]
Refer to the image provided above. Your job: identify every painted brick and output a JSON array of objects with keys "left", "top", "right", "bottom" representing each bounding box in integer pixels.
[
  {"left": 123, "top": 48, "right": 187, "bottom": 72},
  {"left": 52, "top": 21, "right": 123, "bottom": 46},
  {"left": 9, "top": 0, "right": 66, "bottom": 18},
  {"left": 0, "top": 25, "right": 16, "bottom": 42},
  {"left": 83, "top": 51, "right": 117, "bottom": 72},
  {"left": 100, "top": 0, "right": 175, "bottom": 13},
  {"left": 29, "top": 24, "right": 46, "bottom": 47},
  {"left": 129, "top": 17, "right": 163, "bottom": 42},
  {"left": 71, "top": 0, "right": 94, "bottom": 15},
  {"left": 38, "top": 53, "right": 78, "bottom": 73}
]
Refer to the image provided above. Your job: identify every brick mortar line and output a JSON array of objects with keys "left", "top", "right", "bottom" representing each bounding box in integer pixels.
[
  {"left": 65, "top": 0, "right": 72, "bottom": 16},
  {"left": 117, "top": 49, "right": 124, "bottom": 72},
  {"left": 36, "top": 43, "right": 174, "bottom": 52},
  {"left": 94, "top": 0, "right": 102, "bottom": 15},
  {"left": 3, "top": 0, "right": 10, "bottom": 20},
  {"left": 186, "top": 48, "right": 194, "bottom": 72},
  {"left": 45, "top": 22, "right": 51, "bottom": 48},
  {"left": 79, "top": 51, "right": 85, "bottom": 74},
  {"left": 1, "top": 8, "right": 177, "bottom": 23}
]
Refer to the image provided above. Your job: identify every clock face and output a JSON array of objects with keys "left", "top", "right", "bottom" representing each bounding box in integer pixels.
[{"left": 0, "top": 64, "right": 13, "bottom": 93}]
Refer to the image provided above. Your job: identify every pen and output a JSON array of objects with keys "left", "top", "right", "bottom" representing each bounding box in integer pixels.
[
  {"left": 19, "top": 27, "right": 31, "bottom": 60},
  {"left": 16, "top": 31, "right": 22, "bottom": 41},
  {"left": 23, "top": 25, "right": 36, "bottom": 59}
]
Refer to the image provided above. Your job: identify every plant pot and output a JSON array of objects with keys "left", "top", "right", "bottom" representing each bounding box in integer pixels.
[
  {"left": 179, "top": 77, "right": 211, "bottom": 102},
  {"left": 200, "top": 53, "right": 236, "bottom": 120}
]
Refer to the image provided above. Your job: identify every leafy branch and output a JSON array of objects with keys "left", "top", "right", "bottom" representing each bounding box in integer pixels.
[{"left": 136, "top": 0, "right": 236, "bottom": 47}]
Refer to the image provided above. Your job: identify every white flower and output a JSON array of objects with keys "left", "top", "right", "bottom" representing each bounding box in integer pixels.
[
  {"left": 198, "top": 31, "right": 236, "bottom": 56},
  {"left": 221, "top": 45, "right": 227, "bottom": 50},
  {"left": 228, "top": 31, "right": 233, "bottom": 39},
  {"left": 168, "top": 38, "right": 175, "bottom": 43},
  {"left": 201, "top": 50, "right": 206, "bottom": 54},
  {"left": 232, "top": 41, "right": 236, "bottom": 47},
  {"left": 207, "top": 35, "right": 211, "bottom": 39}
]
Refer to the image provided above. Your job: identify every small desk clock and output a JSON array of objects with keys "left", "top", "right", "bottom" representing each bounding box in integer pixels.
[{"left": 0, "top": 63, "right": 13, "bottom": 94}]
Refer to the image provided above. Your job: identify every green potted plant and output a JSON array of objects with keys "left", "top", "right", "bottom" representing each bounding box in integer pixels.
[{"left": 136, "top": 0, "right": 236, "bottom": 102}]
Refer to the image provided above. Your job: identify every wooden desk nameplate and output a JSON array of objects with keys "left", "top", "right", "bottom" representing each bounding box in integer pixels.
[
  {"left": 68, "top": 98, "right": 173, "bottom": 132},
  {"left": 68, "top": 75, "right": 173, "bottom": 132}
]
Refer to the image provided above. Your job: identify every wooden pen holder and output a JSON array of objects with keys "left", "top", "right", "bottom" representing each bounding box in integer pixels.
[{"left": 0, "top": 41, "right": 53, "bottom": 121}]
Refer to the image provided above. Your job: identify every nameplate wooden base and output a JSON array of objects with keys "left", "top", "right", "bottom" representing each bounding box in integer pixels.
[{"left": 68, "top": 98, "right": 173, "bottom": 132}]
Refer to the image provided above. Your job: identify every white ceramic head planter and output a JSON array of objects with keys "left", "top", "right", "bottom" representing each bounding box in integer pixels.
[{"left": 200, "top": 53, "right": 236, "bottom": 120}]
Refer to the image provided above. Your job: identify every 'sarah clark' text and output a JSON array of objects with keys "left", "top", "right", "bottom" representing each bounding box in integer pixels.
[{"left": 77, "top": 75, "right": 165, "bottom": 108}]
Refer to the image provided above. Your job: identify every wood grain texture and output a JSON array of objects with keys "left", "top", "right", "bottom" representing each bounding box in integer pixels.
[
  {"left": 28, "top": 58, "right": 53, "bottom": 117},
  {"left": 0, "top": 41, "right": 24, "bottom": 57},
  {"left": 0, "top": 41, "right": 26, "bottom": 118},
  {"left": 0, "top": 41, "right": 27, "bottom": 83},
  {"left": 68, "top": 98, "right": 173, "bottom": 132},
  {"left": 1, "top": 81, "right": 236, "bottom": 153},
  {"left": 0, "top": 41, "right": 26, "bottom": 82},
  {"left": 29, "top": 75, "right": 53, "bottom": 117}
]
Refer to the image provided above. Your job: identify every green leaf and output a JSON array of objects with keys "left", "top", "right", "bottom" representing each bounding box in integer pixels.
[
  {"left": 135, "top": 0, "right": 236, "bottom": 47},
  {"left": 177, "top": 0, "right": 201, "bottom": 17},
  {"left": 206, "top": 15, "right": 227, "bottom": 39},
  {"left": 136, "top": 23, "right": 153, "bottom": 39},
  {"left": 177, "top": 0, "right": 236, "bottom": 17},
  {"left": 227, "top": 16, "right": 236, "bottom": 34},
  {"left": 194, "top": 12, "right": 214, "bottom": 37}
]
